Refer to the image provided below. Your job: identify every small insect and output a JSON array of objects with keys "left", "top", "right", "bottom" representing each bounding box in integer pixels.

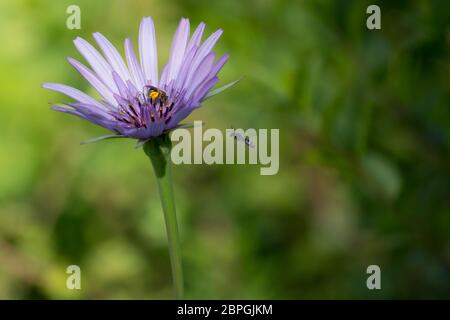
[
  {"left": 230, "top": 127, "right": 255, "bottom": 148},
  {"left": 144, "top": 85, "right": 169, "bottom": 106}
]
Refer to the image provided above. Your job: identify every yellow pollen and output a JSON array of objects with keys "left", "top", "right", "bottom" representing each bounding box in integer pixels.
[{"left": 149, "top": 91, "right": 160, "bottom": 100}]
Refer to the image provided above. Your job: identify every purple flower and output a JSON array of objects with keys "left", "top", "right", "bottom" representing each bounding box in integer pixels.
[{"left": 44, "top": 17, "right": 234, "bottom": 142}]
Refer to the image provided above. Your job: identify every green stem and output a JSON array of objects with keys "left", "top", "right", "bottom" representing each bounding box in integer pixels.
[{"left": 143, "top": 134, "right": 183, "bottom": 299}]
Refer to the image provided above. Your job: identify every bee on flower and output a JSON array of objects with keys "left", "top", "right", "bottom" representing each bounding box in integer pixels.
[{"left": 44, "top": 17, "right": 237, "bottom": 143}]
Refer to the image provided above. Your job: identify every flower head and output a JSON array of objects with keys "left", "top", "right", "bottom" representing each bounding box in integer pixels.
[{"left": 44, "top": 17, "right": 231, "bottom": 141}]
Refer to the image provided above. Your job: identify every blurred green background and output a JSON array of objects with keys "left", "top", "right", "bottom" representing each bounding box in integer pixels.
[{"left": 0, "top": 0, "right": 449, "bottom": 299}]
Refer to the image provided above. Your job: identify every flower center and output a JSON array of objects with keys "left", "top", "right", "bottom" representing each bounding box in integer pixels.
[{"left": 113, "top": 85, "right": 177, "bottom": 129}]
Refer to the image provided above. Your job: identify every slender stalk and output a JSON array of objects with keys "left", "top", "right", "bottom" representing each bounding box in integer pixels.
[{"left": 143, "top": 134, "right": 183, "bottom": 299}]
